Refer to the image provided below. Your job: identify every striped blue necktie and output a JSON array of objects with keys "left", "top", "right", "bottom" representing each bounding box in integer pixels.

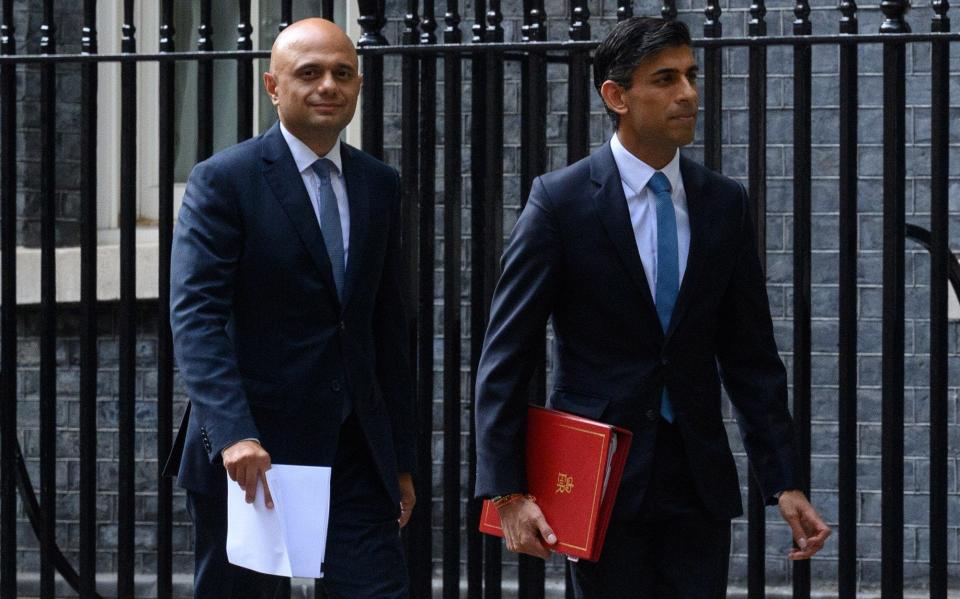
[
  {"left": 649, "top": 171, "right": 678, "bottom": 423},
  {"left": 311, "top": 158, "right": 345, "bottom": 300}
]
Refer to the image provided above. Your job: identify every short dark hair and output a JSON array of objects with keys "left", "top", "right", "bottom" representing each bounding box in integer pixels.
[{"left": 593, "top": 17, "right": 692, "bottom": 128}]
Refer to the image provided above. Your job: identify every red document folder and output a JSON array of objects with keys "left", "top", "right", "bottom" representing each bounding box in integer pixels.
[{"left": 478, "top": 405, "right": 632, "bottom": 561}]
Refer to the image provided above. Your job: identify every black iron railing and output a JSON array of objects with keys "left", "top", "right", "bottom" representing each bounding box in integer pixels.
[{"left": 0, "top": 0, "right": 958, "bottom": 598}]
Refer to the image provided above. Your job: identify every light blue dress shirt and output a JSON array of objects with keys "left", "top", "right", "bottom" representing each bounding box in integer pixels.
[
  {"left": 279, "top": 123, "right": 351, "bottom": 267},
  {"left": 609, "top": 133, "right": 691, "bottom": 296}
]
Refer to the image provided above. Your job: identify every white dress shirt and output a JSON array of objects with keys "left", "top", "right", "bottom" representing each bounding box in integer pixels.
[
  {"left": 609, "top": 133, "right": 690, "bottom": 296},
  {"left": 279, "top": 123, "right": 351, "bottom": 267}
]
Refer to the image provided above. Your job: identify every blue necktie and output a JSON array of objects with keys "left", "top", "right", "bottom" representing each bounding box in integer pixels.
[
  {"left": 649, "top": 171, "right": 678, "bottom": 423},
  {"left": 311, "top": 158, "right": 346, "bottom": 300},
  {"left": 312, "top": 158, "right": 351, "bottom": 420}
]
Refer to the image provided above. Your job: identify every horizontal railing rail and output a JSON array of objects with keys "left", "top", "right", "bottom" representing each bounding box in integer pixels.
[{"left": 3, "top": 32, "right": 960, "bottom": 65}]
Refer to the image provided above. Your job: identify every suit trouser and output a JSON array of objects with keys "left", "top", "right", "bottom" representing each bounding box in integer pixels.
[
  {"left": 569, "top": 420, "right": 731, "bottom": 599},
  {"left": 187, "top": 413, "right": 409, "bottom": 599}
]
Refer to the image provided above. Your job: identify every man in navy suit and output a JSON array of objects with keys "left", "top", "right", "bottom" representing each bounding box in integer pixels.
[
  {"left": 168, "top": 18, "right": 414, "bottom": 599},
  {"left": 475, "top": 17, "right": 830, "bottom": 597}
]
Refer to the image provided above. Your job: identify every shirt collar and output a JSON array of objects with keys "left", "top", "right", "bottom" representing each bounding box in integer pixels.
[
  {"left": 610, "top": 132, "right": 681, "bottom": 198},
  {"left": 279, "top": 121, "right": 343, "bottom": 176}
]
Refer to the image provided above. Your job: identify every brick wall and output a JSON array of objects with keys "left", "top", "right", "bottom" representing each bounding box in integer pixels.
[
  {"left": 13, "top": 303, "right": 193, "bottom": 580},
  {"left": 10, "top": 0, "right": 83, "bottom": 248}
]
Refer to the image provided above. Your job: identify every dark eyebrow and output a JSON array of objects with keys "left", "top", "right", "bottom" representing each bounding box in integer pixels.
[{"left": 650, "top": 65, "right": 699, "bottom": 77}]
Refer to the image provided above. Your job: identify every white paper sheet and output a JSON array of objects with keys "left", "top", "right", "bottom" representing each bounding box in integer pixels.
[{"left": 226, "top": 464, "right": 332, "bottom": 578}]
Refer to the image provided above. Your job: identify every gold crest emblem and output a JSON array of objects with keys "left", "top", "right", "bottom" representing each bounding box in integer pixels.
[{"left": 556, "top": 473, "right": 574, "bottom": 494}]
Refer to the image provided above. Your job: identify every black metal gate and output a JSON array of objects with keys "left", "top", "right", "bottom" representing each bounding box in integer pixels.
[{"left": 1, "top": 0, "right": 958, "bottom": 597}]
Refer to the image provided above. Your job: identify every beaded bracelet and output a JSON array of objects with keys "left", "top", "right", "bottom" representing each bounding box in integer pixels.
[{"left": 492, "top": 493, "right": 536, "bottom": 509}]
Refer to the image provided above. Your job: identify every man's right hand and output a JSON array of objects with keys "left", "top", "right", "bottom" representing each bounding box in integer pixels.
[
  {"left": 496, "top": 495, "right": 557, "bottom": 559},
  {"left": 222, "top": 440, "right": 274, "bottom": 508}
]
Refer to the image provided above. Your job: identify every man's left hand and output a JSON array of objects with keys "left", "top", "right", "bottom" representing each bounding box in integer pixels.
[
  {"left": 398, "top": 473, "right": 416, "bottom": 528},
  {"left": 778, "top": 490, "right": 831, "bottom": 560}
]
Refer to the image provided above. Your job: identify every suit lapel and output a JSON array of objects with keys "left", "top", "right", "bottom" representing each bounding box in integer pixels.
[
  {"left": 260, "top": 123, "right": 341, "bottom": 309},
  {"left": 664, "top": 156, "right": 710, "bottom": 343},
  {"left": 340, "top": 143, "right": 369, "bottom": 309},
  {"left": 590, "top": 143, "right": 661, "bottom": 330}
]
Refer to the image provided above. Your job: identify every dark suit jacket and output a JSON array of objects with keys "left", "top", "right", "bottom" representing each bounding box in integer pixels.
[
  {"left": 475, "top": 142, "right": 800, "bottom": 521},
  {"left": 167, "top": 122, "right": 414, "bottom": 507}
]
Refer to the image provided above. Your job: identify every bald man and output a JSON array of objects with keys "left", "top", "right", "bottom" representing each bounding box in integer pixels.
[{"left": 166, "top": 18, "right": 415, "bottom": 598}]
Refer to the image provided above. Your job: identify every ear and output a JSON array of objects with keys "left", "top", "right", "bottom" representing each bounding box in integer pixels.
[
  {"left": 599, "top": 80, "right": 628, "bottom": 117},
  {"left": 263, "top": 72, "right": 280, "bottom": 106}
]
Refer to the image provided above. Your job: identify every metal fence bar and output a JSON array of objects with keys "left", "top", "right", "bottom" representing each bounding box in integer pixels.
[
  {"left": 880, "top": 1, "right": 909, "bottom": 596},
  {"left": 358, "top": 0, "right": 387, "bottom": 159},
  {"left": 747, "top": 0, "right": 766, "bottom": 293},
  {"left": 702, "top": 0, "right": 721, "bottom": 171},
  {"left": 197, "top": 0, "right": 214, "bottom": 162},
  {"left": 746, "top": 0, "right": 767, "bottom": 595},
  {"left": 566, "top": 0, "right": 590, "bottom": 164},
  {"left": 280, "top": 0, "right": 293, "bottom": 31},
  {"left": 929, "top": 1, "right": 950, "bottom": 597},
  {"left": 791, "top": 1, "right": 812, "bottom": 596},
  {"left": 661, "top": 0, "right": 676, "bottom": 19},
  {"left": 482, "top": 3, "right": 505, "bottom": 596},
  {"left": 112, "top": 1, "right": 140, "bottom": 595},
  {"left": 237, "top": 0, "right": 254, "bottom": 141},
  {"left": 836, "top": 2, "right": 858, "bottom": 597},
  {"left": 118, "top": 2, "right": 138, "bottom": 596},
  {"left": 412, "top": 0, "right": 438, "bottom": 595},
  {"left": 518, "top": 4, "right": 548, "bottom": 597},
  {"left": 157, "top": 2, "right": 176, "bottom": 598},
  {"left": 38, "top": 2, "right": 57, "bottom": 596},
  {"left": 467, "top": 0, "right": 487, "bottom": 594},
  {"left": 0, "top": 0, "right": 16, "bottom": 595},
  {"left": 79, "top": 2, "right": 100, "bottom": 597},
  {"left": 400, "top": 0, "right": 423, "bottom": 587},
  {"left": 520, "top": 0, "right": 547, "bottom": 195},
  {"left": 441, "top": 1, "right": 463, "bottom": 597}
]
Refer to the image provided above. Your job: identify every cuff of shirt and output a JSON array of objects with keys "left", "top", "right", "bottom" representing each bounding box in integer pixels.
[{"left": 221, "top": 438, "right": 260, "bottom": 458}]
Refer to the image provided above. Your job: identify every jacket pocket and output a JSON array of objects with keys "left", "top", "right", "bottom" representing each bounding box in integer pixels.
[{"left": 549, "top": 388, "right": 610, "bottom": 420}]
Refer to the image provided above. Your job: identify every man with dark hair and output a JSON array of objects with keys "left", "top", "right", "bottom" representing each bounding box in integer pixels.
[{"left": 475, "top": 16, "right": 829, "bottom": 597}]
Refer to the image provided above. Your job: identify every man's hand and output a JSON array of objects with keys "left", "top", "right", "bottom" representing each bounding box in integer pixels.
[
  {"left": 497, "top": 496, "right": 557, "bottom": 559},
  {"left": 778, "top": 490, "right": 830, "bottom": 560},
  {"left": 398, "top": 472, "right": 416, "bottom": 528},
  {"left": 222, "top": 440, "right": 274, "bottom": 509}
]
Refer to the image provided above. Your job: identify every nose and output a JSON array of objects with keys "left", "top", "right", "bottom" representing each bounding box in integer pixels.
[
  {"left": 316, "top": 72, "right": 337, "bottom": 93},
  {"left": 678, "top": 76, "right": 699, "bottom": 106}
]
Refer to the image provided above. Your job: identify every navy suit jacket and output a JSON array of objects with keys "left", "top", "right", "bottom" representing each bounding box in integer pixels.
[
  {"left": 167, "top": 122, "right": 414, "bottom": 506},
  {"left": 475, "top": 142, "right": 801, "bottom": 521}
]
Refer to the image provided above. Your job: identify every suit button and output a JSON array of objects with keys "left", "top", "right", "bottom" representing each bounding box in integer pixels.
[
  {"left": 331, "top": 379, "right": 342, "bottom": 392},
  {"left": 660, "top": 357, "right": 669, "bottom": 367},
  {"left": 645, "top": 409, "right": 657, "bottom": 422},
  {"left": 339, "top": 321, "right": 346, "bottom": 332}
]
